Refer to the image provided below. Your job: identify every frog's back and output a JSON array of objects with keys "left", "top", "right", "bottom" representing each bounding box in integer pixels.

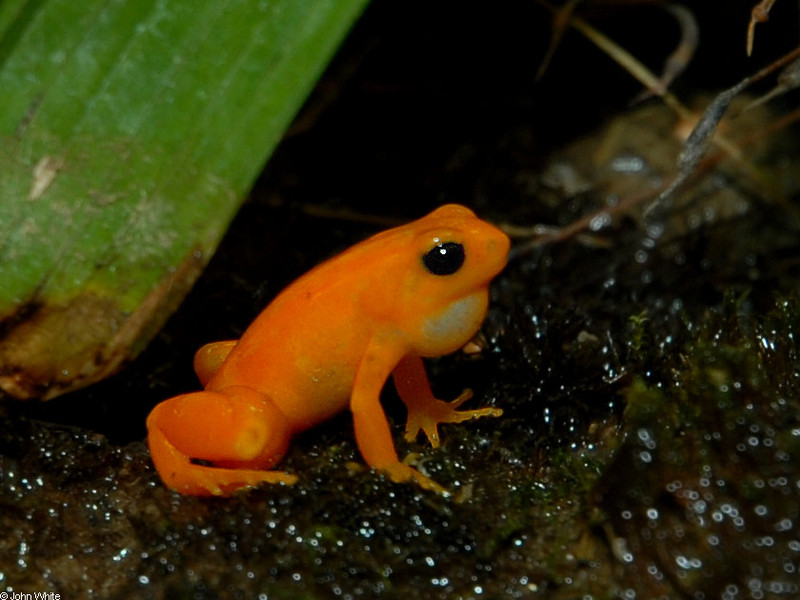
[{"left": 204, "top": 229, "right": 408, "bottom": 426}]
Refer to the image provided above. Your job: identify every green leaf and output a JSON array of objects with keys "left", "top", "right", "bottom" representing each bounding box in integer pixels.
[{"left": 0, "top": 0, "right": 368, "bottom": 399}]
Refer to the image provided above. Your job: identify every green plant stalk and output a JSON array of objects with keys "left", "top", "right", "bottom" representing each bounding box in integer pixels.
[{"left": 0, "top": 0, "right": 368, "bottom": 399}]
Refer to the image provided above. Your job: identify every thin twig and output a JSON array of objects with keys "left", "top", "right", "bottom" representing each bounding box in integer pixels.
[
  {"left": 533, "top": 0, "right": 691, "bottom": 119},
  {"left": 634, "top": 4, "right": 699, "bottom": 102},
  {"left": 743, "top": 55, "right": 800, "bottom": 112},
  {"left": 646, "top": 44, "right": 800, "bottom": 217},
  {"left": 522, "top": 2, "right": 800, "bottom": 246},
  {"left": 536, "top": 0, "right": 586, "bottom": 81},
  {"left": 747, "top": 0, "right": 777, "bottom": 56}
]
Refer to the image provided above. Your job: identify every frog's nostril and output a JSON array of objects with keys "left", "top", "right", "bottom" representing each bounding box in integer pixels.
[{"left": 488, "top": 235, "right": 511, "bottom": 263}]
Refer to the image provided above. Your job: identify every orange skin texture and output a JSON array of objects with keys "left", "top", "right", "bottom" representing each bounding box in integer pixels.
[{"left": 146, "top": 204, "right": 510, "bottom": 496}]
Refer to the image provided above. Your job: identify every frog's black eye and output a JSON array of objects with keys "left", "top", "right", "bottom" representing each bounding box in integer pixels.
[{"left": 422, "top": 242, "right": 465, "bottom": 276}]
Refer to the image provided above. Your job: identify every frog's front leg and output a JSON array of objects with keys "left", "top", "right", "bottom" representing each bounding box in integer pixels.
[
  {"left": 393, "top": 354, "right": 503, "bottom": 448},
  {"left": 350, "top": 342, "right": 446, "bottom": 494},
  {"left": 146, "top": 385, "right": 297, "bottom": 496}
]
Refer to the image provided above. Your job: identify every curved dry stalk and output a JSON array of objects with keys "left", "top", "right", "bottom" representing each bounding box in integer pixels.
[
  {"left": 634, "top": 3, "right": 699, "bottom": 103},
  {"left": 507, "top": 182, "right": 669, "bottom": 258},
  {"left": 514, "top": 4, "right": 800, "bottom": 256},
  {"left": 534, "top": 0, "right": 691, "bottom": 118},
  {"left": 748, "top": 0, "right": 778, "bottom": 56},
  {"left": 536, "top": 0, "right": 586, "bottom": 81},
  {"left": 744, "top": 55, "right": 800, "bottom": 111}
]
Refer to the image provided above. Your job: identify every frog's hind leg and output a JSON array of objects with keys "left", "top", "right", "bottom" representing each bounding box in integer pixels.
[
  {"left": 147, "top": 423, "right": 296, "bottom": 496},
  {"left": 193, "top": 340, "right": 238, "bottom": 387},
  {"left": 146, "top": 387, "right": 297, "bottom": 496}
]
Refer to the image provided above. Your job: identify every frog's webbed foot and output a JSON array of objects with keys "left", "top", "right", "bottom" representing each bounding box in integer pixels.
[
  {"left": 380, "top": 461, "right": 448, "bottom": 495},
  {"left": 146, "top": 387, "right": 297, "bottom": 496},
  {"left": 148, "top": 423, "right": 297, "bottom": 496},
  {"left": 403, "top": 388, "right": 503, "bottom": 448}
]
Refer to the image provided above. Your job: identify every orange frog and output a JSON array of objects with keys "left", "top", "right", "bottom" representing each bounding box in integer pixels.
[{"left": 147, "top": 204, "right": 510, "bottom": 496}]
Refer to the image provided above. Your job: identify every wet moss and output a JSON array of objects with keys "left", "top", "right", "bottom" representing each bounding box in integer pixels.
[{"left": 597, "top": 296, "right": 800, "bottom": 596}]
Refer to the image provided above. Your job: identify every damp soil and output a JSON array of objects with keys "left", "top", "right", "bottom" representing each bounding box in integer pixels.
[{"left": 3, "top": 1, "right": 800, "bottom": 598}]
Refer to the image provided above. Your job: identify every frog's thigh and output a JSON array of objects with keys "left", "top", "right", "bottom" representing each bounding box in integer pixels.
[{"left": 148, "top": 388, "right": 281, "bottom": 463}]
